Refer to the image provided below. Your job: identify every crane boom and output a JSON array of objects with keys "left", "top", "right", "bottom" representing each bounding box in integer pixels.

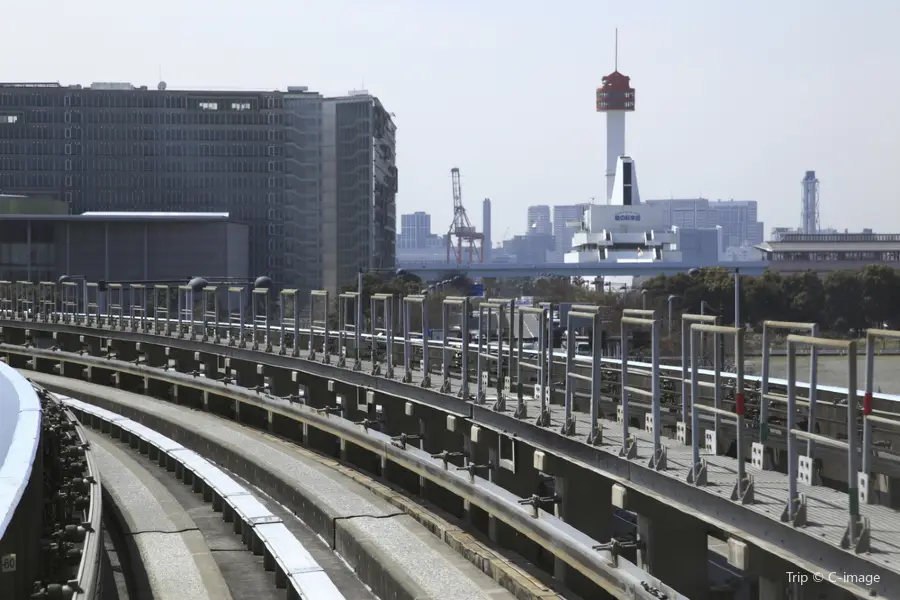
[{"left": 445, "top": 167, "right": 483, "bottom": 264}]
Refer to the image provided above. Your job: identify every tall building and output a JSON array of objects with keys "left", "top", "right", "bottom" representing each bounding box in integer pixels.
[
  {"left": 596, "top": 60, "right": 635, "bottom": 202},
  {"left": 551, "top": 203, "right": 589, "bottom": 262},
  {"left": 0, "top": 82, "right": 396, "bottom": 300},
  {"left": 398, "top": 211, "right": 431, "bottom": 249},
  {"left": 644, "top": 198, "right": 764, "bottom": 249},
  {"left": 526, "top": 205, "right": 552, "bottom": 236},
  {"left": 482, "top": 199, "right": 492, "bottom": 263}
]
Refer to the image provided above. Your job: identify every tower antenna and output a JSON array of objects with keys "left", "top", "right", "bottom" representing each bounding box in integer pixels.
[{"left": 615, "top": 28, "right": 618, "bottom": 71}]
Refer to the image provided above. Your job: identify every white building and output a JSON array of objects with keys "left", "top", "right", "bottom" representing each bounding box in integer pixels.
[{"left": 565, "top": 156, "right": 682, "bottom": 267}]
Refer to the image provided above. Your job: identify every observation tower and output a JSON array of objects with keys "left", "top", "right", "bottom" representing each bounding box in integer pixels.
[{"left": 596, "top": 32, "right": 635, "bottom": 204}]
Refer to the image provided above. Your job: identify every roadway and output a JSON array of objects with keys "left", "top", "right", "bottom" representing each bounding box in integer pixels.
[
  {"left": 0, "top": 302, "right": 894, "bottom": 600},
  {"left": 395, "top": 260, "right": 770, "bottom": 278}
]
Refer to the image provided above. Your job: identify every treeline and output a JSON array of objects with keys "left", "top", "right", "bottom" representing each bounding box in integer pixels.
[{"left": 640, "top": 265, "right": 900, "bottom": 333}]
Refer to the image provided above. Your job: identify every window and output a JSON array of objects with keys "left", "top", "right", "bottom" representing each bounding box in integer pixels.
[
  {"left": 199, "top": 101, "right": 218, "bottom": 111},
  {"left": 0, "top": 114, "right": 18, "bottom": 124},
  {"left": 231, "top": 102, "right": 251, "bottom": 111}
]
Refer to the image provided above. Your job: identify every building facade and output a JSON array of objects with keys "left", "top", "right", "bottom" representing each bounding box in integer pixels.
[
  {"left": 0, "top": 212, "right": 248, "bottom": 284},
  {"left": 399, "top": 211, "right": 431, "bottom": 250},
  {"left": 0, "top": 82, "right": 396, "bottom": 300},
  {"left": 551, "top": 203, "right": 589, "bottom": 262},
  {"left": 644, "top": 198, "right": 764, "bottom": 249},
  {"left": 526, "top": 205, "right": 552, "bottom": 236},
  {"left": 321, "top": 92, "right": 397, "bottom": 297}
]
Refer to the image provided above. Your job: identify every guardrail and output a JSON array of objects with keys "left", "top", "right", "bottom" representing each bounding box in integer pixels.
[
  {"left": 11, "top": 343, "right": 687, "bottom": 600},
  {"left": 0, "top": 361, "right": 43, "bottom": 599},
  {"left": 60, "top": 395, "right": 347, "bottom": 600},
  {"left": 65, "top": 396, "right": 104, "bottom": 600}
]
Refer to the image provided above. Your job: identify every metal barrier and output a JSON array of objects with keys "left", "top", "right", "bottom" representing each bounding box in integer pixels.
[
  {"left": 85, "top": 282, "right": 99, "bottom": 325},
  {"left": 861, "top": 328, "right": 900, "bottom": 506},
  {"left": 401, "top": 294, "right": 430, "bottom": 387},
  {"left": 308, "top": 290, "right": 329, "bottom": 363},
  {"left": 129, "top": 284, "right": 147, "bottom": 332},
  {"left": 620, "top": 309, "right": 665, "bottom": 469},
  {"left": 687, "top": 324, "right": 754, "bottom": 505},
  {"left": 677, "top": 313, "right": 718, "bottom": 445},
  {"left": 760, "top": 321, "right": 819, "bottom": 451},
  {"left": 16, "top": 281, "right": 35, "bottom": 321},
  {"left": 152, "top": 285, "right": 170, "bottom": 335},
  {"left": 337, "top": 291, "right": 359, "bottom": 369},
  {"left": 516, "top": 305, "right": 549, "bottom": 424},
  {"left": 475, "top": 300, "right": 505, "bottom": 407},
  {"left": 176, "top": 285, "right": 192, "bottom": 339},
  {"left": 251, "top": 287, "right": 271, "bottom": 352},
  {"left": 538, "top": 302, "right": 556, "bottom": 412},
  {"left": 440, "top": 296, "right": 470, "bottom": 398},
  {"left": 490, "top": 298, "right": 517, "bottom": 400},
  {"left": 562, "top": 306, "right": 602, "bottom": 444},
  {"left": 278, "top": 289, "right": 300, "bottom": 357},
  {"left": 200, "top": 286, "right": 218, "bottom": 342},
  {"left": 108, "top": 283, "right": 124, "bottom": 330},
  {"left": 38, "top": 282, "right": 55, "bottom": 322},
  {"left": 60, "top": 280, "right": 79, "bottom": 324},
  {"left": 226, "top": 286, "right": 245, "bottom": 347},
  {"left": 0, "top": 281, "right": 11, "bottom": 318},
  {"left": 782, "top": 334, "right": 868, "bottom": 553},
  {"left": 370, "top": 293, "right": 394, "bottom": 378}
]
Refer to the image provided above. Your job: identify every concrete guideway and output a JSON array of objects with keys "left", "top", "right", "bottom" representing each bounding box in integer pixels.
[
  {"left": 87, "top": 433, "right": 234, "bottom": 600},
  {"left": 1, "top": 289, "right": 899, "bottom": 598},
  {"left": 64, "top": 395, "right": 353, "bottom": 600},
  {"left": 45, "top": 378, "right": 540, "bottom": 600},
  {"left": 26, "top": 365, "right": 679, "bottom": 600}
]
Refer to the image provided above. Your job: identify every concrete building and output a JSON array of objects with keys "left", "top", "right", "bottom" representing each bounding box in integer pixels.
[
  {"left": 644, "top": 198, "right": 764, "bottom": 250},
  {"left": 757, "top": 231, "right": 900, "bottom": 274},
  {"left": 398, "top": 212, "right": 431, "bottom": 250},
  {"left": 0, "top": 212, "right": 248, "bottom": 283},
  {"left": 526, "top": 205, "right": 552, "bottom": 236},
  {"left": 0, "top": 82, "right": 397, "bottom": 299},
  {"left": 551, "top": 203, "right": 590, "bottom": 263},
  {"left": 566, "top": 157, "right": 682, "bottom": 265},
  {"left": 482, "top": 199, "right": 492, "bottom": 263}
]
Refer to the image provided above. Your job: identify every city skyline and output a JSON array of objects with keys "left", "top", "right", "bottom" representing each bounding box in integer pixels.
[{"left": 2, "top": 1, "right": 899, "bottom": 246}]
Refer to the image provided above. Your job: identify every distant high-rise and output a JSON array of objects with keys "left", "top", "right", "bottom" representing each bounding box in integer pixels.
[
  {"left": 482, "top": 199, "right": 492, "bottom": 263},
  {"left": 399, "top": 212, "right": 431, "bottom": 249},
  {"left": 0, "top": 82, "right": 397, "bottom": 299},
  {"left": 801, "top": 171, "right": 820, "bottom": 234},
  {"left": 644, "top": 198, "right": 763, "bottom": 248},
  {"left": 596, "top": 31, "right": 636, "bottom": 203},
  {"left": 526, "top": 205, "right": 552, "bottom": 236},
  {"left": 551, "top": 203, "right": 589, "bottom": 262}
]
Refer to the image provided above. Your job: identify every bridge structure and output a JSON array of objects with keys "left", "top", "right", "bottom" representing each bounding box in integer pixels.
[
  {"left": 394, "top": 260, "right": 771, "bottom": 279},
  {"left": 2, "top": 280, "right": 900, "bottom": 599}
]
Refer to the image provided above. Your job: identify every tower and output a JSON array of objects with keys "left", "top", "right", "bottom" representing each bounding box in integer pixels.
[
  {"left": 482, "top": 198, "right": 492, "bottom": 263},
  {"left": 801, "top": 170, "right": 820, "bottom": 234},
  {"left": 596, "top": 30, "right": 635, "bottom": 204}
]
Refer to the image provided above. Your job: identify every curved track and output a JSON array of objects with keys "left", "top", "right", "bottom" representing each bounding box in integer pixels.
[{"left": 43, "top": 379, "right": 553, "bottom": 600}]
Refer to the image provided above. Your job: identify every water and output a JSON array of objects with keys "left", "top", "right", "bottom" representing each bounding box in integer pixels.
[{"left": 743, "top": 354, "right": 900, "bottom": 394}]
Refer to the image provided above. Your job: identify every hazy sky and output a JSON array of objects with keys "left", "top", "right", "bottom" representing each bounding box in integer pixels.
[{"left": 4, "top": 1, "right": 898, "bottom": 241}]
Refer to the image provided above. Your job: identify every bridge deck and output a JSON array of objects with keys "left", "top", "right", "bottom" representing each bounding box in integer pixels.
[{"left": 390, "top": 359, "right": 900, "bottom": 570}]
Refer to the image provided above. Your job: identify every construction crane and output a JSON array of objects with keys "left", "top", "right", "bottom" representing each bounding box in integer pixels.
[{"left": 446, "top": 167, "right": 484, "bottom": 264}]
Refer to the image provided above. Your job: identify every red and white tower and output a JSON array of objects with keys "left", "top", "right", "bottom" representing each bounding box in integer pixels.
[{"left": 596, "top": 31, "right": 635, "bottom": 203}]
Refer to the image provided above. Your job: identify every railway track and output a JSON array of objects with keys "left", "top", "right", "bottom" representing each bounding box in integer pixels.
[{"left": 37, "top": 379, "right": 567, "bottom": 600}]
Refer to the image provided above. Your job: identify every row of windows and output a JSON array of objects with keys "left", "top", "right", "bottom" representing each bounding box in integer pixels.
[
  {"left": 0, "top": 155, "right": 289, "bottom": 174},
  {"left": 771, "top": 251, "right": 900, "bottom": 262},
  {"left": 0, "top": 92, "right": 291, "bottom": 111}
]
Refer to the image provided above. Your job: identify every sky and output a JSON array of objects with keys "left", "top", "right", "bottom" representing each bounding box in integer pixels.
[{"left": 3, "top": 0, "right": 899, "bottom": 242}]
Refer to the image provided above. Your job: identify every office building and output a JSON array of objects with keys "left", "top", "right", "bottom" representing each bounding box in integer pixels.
[
  {"left": 399, "top": 211, "right": 431, "bottom": 250},
  {"left": 0, "top": 211, "right": 248, "bottom": 284},
  {"left": 322, "top": 92, "right": 397, "bottom": 296},
  {"left": 526, "top": 205, "right": 552, "bottom": 236},
  {"left": 0, "top": 82, "right": 396, "bottom": 299},
  {"left": 551, "top": 203, "right": 589, "bottom": 262},
  {"left": 644, "top": 198, "right": 764, "bottom": 249},
  {"left": 482, "top": 198, "right": 492, "bottom": 263}
]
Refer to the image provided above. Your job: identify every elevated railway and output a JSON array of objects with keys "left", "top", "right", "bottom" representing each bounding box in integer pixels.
[{"left": 3, "top": 282, "right": 900, "bottom": 599}]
